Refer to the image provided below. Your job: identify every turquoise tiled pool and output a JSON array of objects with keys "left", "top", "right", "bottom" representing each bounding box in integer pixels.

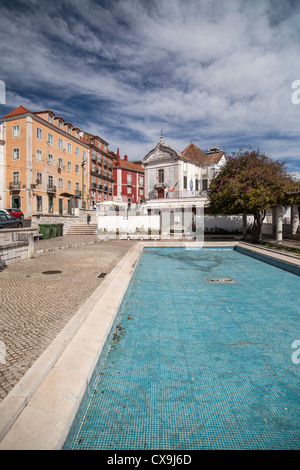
[{"left": 63, "top": 247, "right": 300, "bottom": 450}]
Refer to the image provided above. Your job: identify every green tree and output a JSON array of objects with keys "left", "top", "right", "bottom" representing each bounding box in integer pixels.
[{"left": 207, "top": 149, "right": 300, "bottom": 243}]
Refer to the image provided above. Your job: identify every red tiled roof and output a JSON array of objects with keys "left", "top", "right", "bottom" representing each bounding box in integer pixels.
[
  {"left": 182, "top": 142, "right": 224, "bottom": 164},
  {"left": 2, "top": 105, "right": 31, "bottom": 119},
  {"left": 114, "top": 159, "right": 144, "bottom": 172},
  {"left": 34, "top": 109, "right": 55, "bottom": 115},
  {"left": 203, "top": 151, "right": 225, "bottom": 163},
  {"left": 181, "top": 142, "right": 207, "bottom": 163}
]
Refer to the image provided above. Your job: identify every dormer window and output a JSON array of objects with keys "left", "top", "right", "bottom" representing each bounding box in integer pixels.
[
  {"left": 48, "top": 113, "right": 53, "bottom": 124},
  {"left": 68, "top": 126, "right": 71, "bottom": 134},
  {"left": 58, "top": 120, "right": 62, "bottom": 129}
]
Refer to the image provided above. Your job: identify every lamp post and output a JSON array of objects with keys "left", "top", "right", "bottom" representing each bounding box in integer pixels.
[{"left": 81, "top": 159, "right": 87, "bottom": 209}]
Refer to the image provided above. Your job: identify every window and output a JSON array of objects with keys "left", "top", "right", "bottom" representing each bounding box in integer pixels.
[
  {"left": 202, "top": 179, "right": 208, "bottom": 191},
  {"left": 58, "top": 120, "right": 62, "bottom": 129},
  {"left": 37, "top": 195, "right": 42, "bottom": 212},
  {"left": 36, "top": 127, "right": 42, "bottom": 139},
  {"left": 158, "top": 169, "right": 164, "bottom": 183},
  {"left": 58, "top": 138, "right": 63, "bottom": 149},
  {"left": 75, "top": 147, "right": 79, "bottom": 157},
  {"left": 75, "top": 182, "right": 80, "bottom": 191},
  {"left": 75, "top": 164, "right": 79, "bottom": 174},
  {"left": 48, "top": 113, "right": 53, "bottom": 124},
  {"left": 48, "top": 133, "right": 53, "bottom": 145},
  {"left": 75, "top": 131, "right": 79, "bottom": 139},
  {"left": 127, "top": 173, "right": 132, "bottom": 185},
  {"left": 67, "top": 180, "right": 72, "bottom": 191},
  {"left": 48, "top": 175, "right": 54, "bottom": 188},
  {"left": 83, "top": 150, "right": 86, "bottom": 160},
  {"left": 48, "top": 153, "right": 53, "bottom": 165},
  {"left": 13, "top": 171, "right": 20, "bottom": 185},
  {"left": 183, "top": 176, "right": 187, "bottom": 189},
  {"left": 68, "top": 126, "right": 71, "bottom": 134},
  {"left": 13, "top": 148, "right": 20, "bottom": 160},
  {"left": 36, "top": 172, "right": 42, "bottom": 185},
  {"left": 67, "top": 161, "right": 72, "bottom": 172},
  {"left": 36, "top": 149, "right": 42, "bottom": 161},
  {"left": 48, "top": 195, "right": 53, "bottom": 212},
  {"left": 67, "top": 143, "right": 72, "bottom": 153},
  {"left": 13, "top": 125, "right": 20, "bottom": 137},
  {"left": 58, "top": 177, "right": 63, "bottom": 189},
  {"left": 58, "top": 157, "right": 63, "bottom": 168},
  {"left": 127, "top": 186, "right": 132, "bottom": 194},
  {"left": 195, "top": 179, "right": 199, "bottom": 191}
]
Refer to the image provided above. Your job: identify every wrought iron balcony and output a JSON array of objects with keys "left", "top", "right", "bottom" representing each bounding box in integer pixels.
[
  {"left": 47, "top": 184, "right": 56, "bottom": 193},
  {"left": 9, "top": 182, "right": 21, "bottom": 191}
]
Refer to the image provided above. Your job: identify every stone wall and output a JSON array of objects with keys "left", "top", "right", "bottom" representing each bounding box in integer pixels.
[{"left": 0, "top": 228, "right": 38, "bottom": 266}]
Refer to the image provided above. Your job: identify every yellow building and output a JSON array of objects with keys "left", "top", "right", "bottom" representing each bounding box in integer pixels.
[{"left": 0, "top": 105, "right": 90, "bottom": 217}]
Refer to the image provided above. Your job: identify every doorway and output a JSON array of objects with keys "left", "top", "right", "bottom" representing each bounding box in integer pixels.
[{"left": 11, "top": 195, "right": 21, "bottom": 209}]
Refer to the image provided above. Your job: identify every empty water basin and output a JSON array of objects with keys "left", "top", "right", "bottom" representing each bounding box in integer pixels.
[{"left": 63, "top": 247, "right": 300, "bottom": 450}]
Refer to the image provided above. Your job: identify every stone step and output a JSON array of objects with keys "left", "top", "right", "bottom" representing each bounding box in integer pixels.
[{"left": 67, "top": 224, "right": 97, "bottom": 235}]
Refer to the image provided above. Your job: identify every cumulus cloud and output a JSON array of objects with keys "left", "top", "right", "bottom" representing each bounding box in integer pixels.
[{"left": 0, "top": 0, "right": 300, "bottom": 170}]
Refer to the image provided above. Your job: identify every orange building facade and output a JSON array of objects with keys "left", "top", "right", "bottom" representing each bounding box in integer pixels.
[{"left": 0, "top": 106, "right": 90, "bottom": 217}]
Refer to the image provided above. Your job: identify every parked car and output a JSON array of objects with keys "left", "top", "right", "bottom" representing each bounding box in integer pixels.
[
  {"left": 5, "top": 208, "right": 24, "bottom": 219},
  {"left": 0, "top": 212, "right": 23, "bottom": 228}
]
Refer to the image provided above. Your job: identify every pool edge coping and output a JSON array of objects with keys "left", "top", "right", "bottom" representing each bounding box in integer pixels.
[{"left": 0, "top": 240, "right": 299, "bottom": 450}]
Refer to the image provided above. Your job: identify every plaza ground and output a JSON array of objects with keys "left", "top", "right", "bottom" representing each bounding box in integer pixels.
[{"left": 0, "top": 234, "right": 299, "bottom": 449}]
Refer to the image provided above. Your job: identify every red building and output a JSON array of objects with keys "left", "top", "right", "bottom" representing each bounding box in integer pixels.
[{"left": 111, "top": 149, "right": 145, "bottom": 206}]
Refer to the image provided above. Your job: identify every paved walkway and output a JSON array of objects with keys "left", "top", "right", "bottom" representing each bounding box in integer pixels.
[{"left": 0, "top": 236, "right": 136, "bottom": 402}]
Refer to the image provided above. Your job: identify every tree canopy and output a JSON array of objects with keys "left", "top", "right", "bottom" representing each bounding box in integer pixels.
[{"left": 207, "top": 149, "right": 300, "bottom": 242}]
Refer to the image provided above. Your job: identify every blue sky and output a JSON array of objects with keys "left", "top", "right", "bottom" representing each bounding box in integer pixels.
[{"left": 0, "top": 0, "right": 300, "bottom": 173}]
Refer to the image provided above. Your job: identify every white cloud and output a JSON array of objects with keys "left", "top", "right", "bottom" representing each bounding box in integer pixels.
[{"left": 0, "top": 0, "right": 300, "bottom": 168}]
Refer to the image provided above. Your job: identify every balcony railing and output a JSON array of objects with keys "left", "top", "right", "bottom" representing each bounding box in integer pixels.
[
  {"left": 9, "top": 182, "right": 21, "bottom": 190},
  {"left": 167, "top": 190, "right": 203, "bottom": 199},
  {"left": 47, "top": 184, "right": 56, "bottom": 193}
]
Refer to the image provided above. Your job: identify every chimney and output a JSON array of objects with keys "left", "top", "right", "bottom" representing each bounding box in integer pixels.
[
  {"left": 117, "top": 148, "right": 120, "bottom": 166},
  {"left": 124, "top": 154, "right": 128, "bottom": 161}
]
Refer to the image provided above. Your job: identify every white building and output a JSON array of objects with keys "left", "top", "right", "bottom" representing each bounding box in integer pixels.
[
  {"left": 141, "top": 137, "right": 226, "bottom": 238},
  {"left": 142, "top": 137, "right": 226, "bottom": 201}
]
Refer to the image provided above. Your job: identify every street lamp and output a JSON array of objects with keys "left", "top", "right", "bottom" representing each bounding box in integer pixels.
[{"left": 81, "top": 160, "right": 87, "bottom": 209}]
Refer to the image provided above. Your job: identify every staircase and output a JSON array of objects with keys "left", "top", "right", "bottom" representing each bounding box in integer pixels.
[{"left": 67, "top": 223, "right": 98, "bottom": 235}]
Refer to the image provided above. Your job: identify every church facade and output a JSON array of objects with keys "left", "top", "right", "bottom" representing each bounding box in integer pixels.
[{"left": 142, "top": 137, "right": 226, "bottom": 202}]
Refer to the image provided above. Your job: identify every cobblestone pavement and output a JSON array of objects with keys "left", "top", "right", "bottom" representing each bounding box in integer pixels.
[{"left": 0, "top": 238, "right": 136, "bottom": 402}]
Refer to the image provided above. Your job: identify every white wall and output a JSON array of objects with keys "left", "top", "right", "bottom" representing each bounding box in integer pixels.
[
  {"left": 97, "top": 212, "right": 255, "bottom": 235},
  {"left": 98, "top": 213, "right": 160, "bottom": 234},
  {"left": 205, "top": 215, "right": 254, "bottom": 232}
]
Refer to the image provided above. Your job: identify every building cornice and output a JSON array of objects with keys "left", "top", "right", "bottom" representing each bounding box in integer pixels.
[{"left": 2, "top": 112, "right": 89, "bottom": 148}]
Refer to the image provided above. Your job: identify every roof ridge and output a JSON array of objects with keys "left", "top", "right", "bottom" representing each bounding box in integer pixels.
[{"left": 2, "top": 105, "right": 31, "bottom": 119}]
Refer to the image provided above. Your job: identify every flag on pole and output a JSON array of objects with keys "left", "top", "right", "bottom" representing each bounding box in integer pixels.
[{"left": 169, "top": 181, "right": 179, "bottom": 192}]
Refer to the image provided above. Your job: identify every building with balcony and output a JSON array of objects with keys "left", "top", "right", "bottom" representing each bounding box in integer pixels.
[
  {"left": 0, "top": 105, "right": 90, "bottom": 216},
  {"left": 82, "top": 132, "right": 113, "bottom": 207},
  {"left": 111, "top": 149, "right": 144, "bottom": 206}
]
